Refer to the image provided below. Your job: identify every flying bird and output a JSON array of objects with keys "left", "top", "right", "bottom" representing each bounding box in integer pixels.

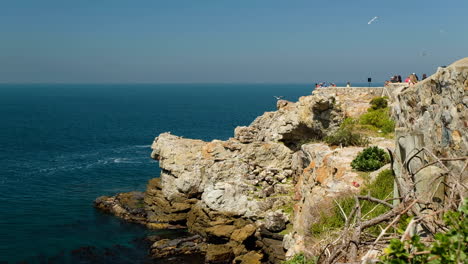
[
  {"left": 367, "top": 16, "right": 378, "bottom": 25},
  {"left": 273, "top": 96, "right": 284, "bottom": 100}
]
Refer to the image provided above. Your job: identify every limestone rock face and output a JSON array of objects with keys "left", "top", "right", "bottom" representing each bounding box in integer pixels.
[
  {"left": 285, "top": 138, "right": 393, "bottom": 257},
  {"left": 391, "top": 58, "right": 468, "bottom": 199},
  {"left": 313, "top": 87, "right": 385, "bottom": 118},
  {"left": 244, "top": 94, "right": 344, "bottom": 149},
  {"left": 234, "top": 126, "right": 258, "bottom": 144},
  {"left": 151, "top": 133, "right": 294, "bottom": 218}
]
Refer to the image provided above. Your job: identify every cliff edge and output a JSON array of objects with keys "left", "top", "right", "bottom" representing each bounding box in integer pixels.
[{"left": 94, "top": 58, "right": 467, "bottom": 264}]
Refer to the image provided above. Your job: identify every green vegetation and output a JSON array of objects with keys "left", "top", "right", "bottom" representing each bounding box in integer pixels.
[
  {"left": 380, "top": 198, "right": 467, "bottom": 264},
  {"left": 280, "top": 203, "right": 294, "bottom": 216},
  {"left": 369, "top": 96, "right": 388, "bottom": 110},
  {"left": 310, "top": 169, "right": 394, "bottom": 236},
  {"left": 360, "top": 108, "right": 395, "bottom": 134},
  {"left": 359, "top": 97, "right": 395, "bottom": 134},
  {"left": 351, "top": 146, "right": 390, "bottom": 172},
  {"left": 325, "top": 118, "right": 370, "bottom": 147},
  {"left": 324, "top": 96, "right": 397, "bottom": 147},
  {"left": 283, "top": 253, "right": 317, "bottom": 264}
]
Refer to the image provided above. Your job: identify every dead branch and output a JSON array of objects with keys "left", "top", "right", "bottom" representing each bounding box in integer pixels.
[
  {"left": 358, "top": 195, "right": 395, "bottom": 208},
  {"left": 348, "top": 196, "right": 362, "bottom": 261}
]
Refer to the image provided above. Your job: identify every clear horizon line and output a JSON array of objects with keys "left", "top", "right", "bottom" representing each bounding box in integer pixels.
[{"left": 0, "top": 81, "right": 384, "bottom": 85}]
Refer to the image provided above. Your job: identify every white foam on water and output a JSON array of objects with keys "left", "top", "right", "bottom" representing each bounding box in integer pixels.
[{"left": 134, "top": 145, "right": 151, "bottom": 148}]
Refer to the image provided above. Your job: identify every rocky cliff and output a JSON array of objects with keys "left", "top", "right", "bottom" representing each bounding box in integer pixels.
[
  {"left": 95, "top": 87, "right": 387, "bottom": 263},
  {"left": 94, "top": 58, "right": 468, "bottom": 264},
  {"left": 390, "top": 58, "right": 468, "bottom": 218}
]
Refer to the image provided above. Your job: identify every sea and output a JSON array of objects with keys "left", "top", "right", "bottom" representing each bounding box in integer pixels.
[{"left": 0, "top": 83, "right": 382, "bottom": 263}]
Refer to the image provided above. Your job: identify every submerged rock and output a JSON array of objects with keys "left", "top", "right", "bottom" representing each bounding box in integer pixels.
[{"left": 94, "top": 191, "right": 147, "bottom": 224}]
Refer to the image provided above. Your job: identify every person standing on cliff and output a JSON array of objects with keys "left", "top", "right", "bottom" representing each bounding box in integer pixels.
[
  {"left": 409, "top": 74, "right": 418, "bottom": 86},
  {"left": 346, "top": 82, "right": 351, "bottom": 87},
  {"left": 422, "top": 73, "right": 427, "bottom": 80},
  {"left": 398, "top": 75, "right": 402, "bottom": 83}
]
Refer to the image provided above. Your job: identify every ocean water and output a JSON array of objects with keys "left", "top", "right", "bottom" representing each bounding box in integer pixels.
[{"left": 0, "top": 83, "right": 382, "bottom": 263}]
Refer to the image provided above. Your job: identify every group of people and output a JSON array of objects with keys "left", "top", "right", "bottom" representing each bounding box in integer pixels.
[
  {"left": 315, "top": 82, "right": 337, "bottom": 88},
  {"left": 385, "top": 73, "right": 427, "bottom": 87}
]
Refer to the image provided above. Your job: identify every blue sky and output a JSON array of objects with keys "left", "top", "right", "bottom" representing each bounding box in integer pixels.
[{"left": 0, "top": 0, "right": 467, "bottom": 83}]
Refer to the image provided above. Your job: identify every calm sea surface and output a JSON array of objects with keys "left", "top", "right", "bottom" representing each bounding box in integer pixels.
[{"left": 0, "top": 83, "right": 381, "bottom": 263}]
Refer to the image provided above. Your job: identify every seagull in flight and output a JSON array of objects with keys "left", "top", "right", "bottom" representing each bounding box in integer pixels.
[
  {"left": 273, "top": 96, "right": 284, "bottom": 100},
  {"left": 367, "top": 16, "right": 378, "bottom": 25}
]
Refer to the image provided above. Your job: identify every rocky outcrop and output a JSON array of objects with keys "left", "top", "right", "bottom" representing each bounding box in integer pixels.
[
  {"left": 391, "top": 58, "right": 468, "bottom": 203},
  {"left": 313, "top": 87, "right": 385, "bottom": 118},
  {"left": 236, "top": 93, "right": 344, "bottom": 150},
  {"left": 284, "top": 137, "right": 393, "bottom": 257},
  {"left": 95, "top": 85, "right": 394, "bottom": 263},
  {"left": 151, "top": 133, "right": 294, "bottom": 218},
  {"left": 94, "top": 191, "right": 147, "bottom": 224},
  {"left": 149, "top": 134, "right": 295, "bottom": 263},
  {"left": 150, "top": 235, "right": 204, "bottom": 259},
  {"left": 113, "top": 58, "right": 467, "bottom": 263}
]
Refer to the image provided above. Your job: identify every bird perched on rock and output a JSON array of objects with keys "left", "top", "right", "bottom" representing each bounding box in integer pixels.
[{"left": 273, "top": 96, "right": 284, "bottom": 100}]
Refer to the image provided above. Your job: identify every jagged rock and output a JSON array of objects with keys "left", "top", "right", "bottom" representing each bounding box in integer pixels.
[
  {"left": 206, "top": 225, "right": 236, "bottom": 239},
  {"left": 234, "top": 126, "right": 258, "bottom": 144},
  {"left": 256, "top": 237, "right": 286, "bottom": 263},
  {"left": 144, "top": 178, "right": 195, "bottom": 228},
  {"left": 246, "top": 94, "right": 344, "bottom": 149},
  {"left": 150, "top": 235, "right": 203, "bottom": 258},
  {"left": 231, "top": 224, "right": 256, "bottom": 243},
  {"left": 313, "top": 87, "right": 385, "bottom": 118},
  {"left": 93, "top": 191, "right": 146, "bottom": 224},
  {"left": 150, "top": 133, "right": 294, "bottom": 219},
  {"left": 233, "top": 251, "right": 263, "bottom": 264},
  {"left": 203, "top": 244, "right": 234, "bottom": 264},
  {"left": 264, "top": 211, "right": 288, "bottom": 232},
  {"left": 392, "top": 57, "right": 468, "bottom": 204}
]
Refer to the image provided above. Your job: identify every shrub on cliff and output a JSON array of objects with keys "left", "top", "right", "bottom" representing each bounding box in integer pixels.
[
  {"left": 325, "top": 118, "right": 369, "bottom": 147},
  {"left": 351, "top": 146, "right": 390, "bottom": 171},
  {"left": 360, "top": 97, "right": 395, "bottom": 134},
  {"left": 360, "top": 108, "right": 395, "bottom": 134},
  {"left": 369, "top": 96, "right": 388, "bottom": 110}
]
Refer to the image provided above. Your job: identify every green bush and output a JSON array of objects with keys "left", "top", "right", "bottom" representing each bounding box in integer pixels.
[
  {"left": 325, "top": 118, "right": 369, "bottom": 147},
  {"left": 359, "top": 97, "right": 395, "bottom": 134},
  {"left": 351, "top": 146, "right": 390, "bottom": 171},
  {"left": 360, "top": 108, "right": 395, "bottom": 134},
  {"left": 369, "top": 96, "right": 388, "bottom": 110},
  {"left": 381, "top": 198, "right": 467, "bottom": 264}
]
